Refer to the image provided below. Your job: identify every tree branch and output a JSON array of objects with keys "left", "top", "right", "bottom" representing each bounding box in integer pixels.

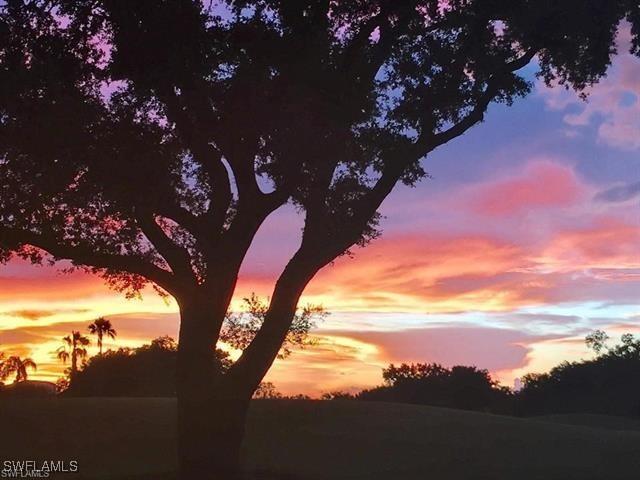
[
  {"left": 134, "top": 209, "right": 196, "bottom": 283},
  {"left": 157, "top": 87, "right": 234, "bottom": 236},
  {"left": 226, "top": 247, "right": 323, "bottom": 394},
  {"left": 0, "top": 226, "right": 178, "bottom": 295},
  {"left": 418, "top": 47, "right": 539, "bottom": 154}
]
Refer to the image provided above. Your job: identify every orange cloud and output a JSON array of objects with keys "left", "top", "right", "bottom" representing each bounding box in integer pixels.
[
  {"left": 537, "top": 217, "right": 640, "bottom": 273},
  {"left": 2, "top": 308, "right": 90, "bottom": 321},
  {"left": 0, "top": 272, "right": 105, "bottom": 302},
  {"left": 302, "top": 234, "right": 531, "bottom": 313}
]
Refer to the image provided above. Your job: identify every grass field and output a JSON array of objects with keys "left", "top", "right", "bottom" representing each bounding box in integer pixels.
[{"left": 1, "top": 398, "right": 639, "bottom": 480}]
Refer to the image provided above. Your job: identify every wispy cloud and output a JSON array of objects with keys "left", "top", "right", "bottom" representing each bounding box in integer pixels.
[
  {"left": 2, "top": 308, "right": 90, "bottom": 321},
  {"left": 594, "top": 181, "right": 640, "bottom": 203}
]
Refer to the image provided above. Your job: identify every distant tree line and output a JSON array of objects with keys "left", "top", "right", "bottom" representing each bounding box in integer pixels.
[
  {"left": 6, "top": 327, "right": 640, "bottom": 419},
  {"left": 517, "top": 331, "right": 640, "bottom": 417},
  {"left": 322, "top": 363, "right": 513, "bottom": 414},
  {"left": 322, "top": 332, "right": 640, "bottom": 418},
  {"left": 359, "top": 363, "right": 513, "bottom": 414}
]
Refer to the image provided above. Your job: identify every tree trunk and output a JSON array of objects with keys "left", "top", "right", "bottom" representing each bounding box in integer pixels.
[
  {"left": 176, "top": 294, "right": 251, "bottom": 480},
  {"left": 71, "top": 350, "right": 77, "bottom": 381},
  {"left": 177, "top": 384, "right": 250, "bottom": 479}
]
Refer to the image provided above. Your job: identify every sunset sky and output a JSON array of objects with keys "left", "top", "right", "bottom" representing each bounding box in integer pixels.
[{"left": 1, "top": 32, "right": 638, "bottom": 397}]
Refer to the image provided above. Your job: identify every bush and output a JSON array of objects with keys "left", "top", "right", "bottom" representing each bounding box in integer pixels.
[
  {"left": 517, "top": 334, "right": 640, "bottom": 417},
  {"left": 66, "top": 336, "right": 231, "bottom": 397},
  {"left": 357, "top": 363, "right": 513, "bottom": 414}
]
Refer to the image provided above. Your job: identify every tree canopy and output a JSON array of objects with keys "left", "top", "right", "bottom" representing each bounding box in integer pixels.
[
  {"left": 1, "top": 0, "right": 637, "bottom": 301},
  {"left": 519, "top": 333, "right": 640, "bottom": 416},
  {"left": 1, "top": 1, "right": 638, "bottom": 477},
  {"left": 359, "top": 362, "right": 512, "bottom": 412}
]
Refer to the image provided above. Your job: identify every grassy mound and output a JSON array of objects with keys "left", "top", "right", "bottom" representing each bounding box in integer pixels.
[{"left": 1, "top": 398, "right": 639, "bottom": 479}]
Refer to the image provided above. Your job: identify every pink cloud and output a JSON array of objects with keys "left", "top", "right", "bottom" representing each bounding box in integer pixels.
[
  {"left": 296, "top": 212, "right": 640, "bottom": 313},
  {"left": 538, "top": 217, "right": 640, "bottom": 273},
  {"left": 465, "top": 161, "right": 586, "bottom": 217},
  {"left": 304, "top": 233, "right": 534, "bottom": 312}
]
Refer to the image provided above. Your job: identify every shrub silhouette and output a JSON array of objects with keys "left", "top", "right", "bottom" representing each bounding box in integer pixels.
[
  {"left": 358, "top": 363, "right": 513, "bottom": 413},
  {"left": 67, "top": 336, "right": 231, "bottom": 397},
  {"left": 518, "top": 333, "right": 640, "bottom": 417}
]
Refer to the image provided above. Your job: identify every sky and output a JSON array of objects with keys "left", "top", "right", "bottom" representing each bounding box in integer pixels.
[{"left": 1, "top": 34, "right": 639, "bottom": 397}]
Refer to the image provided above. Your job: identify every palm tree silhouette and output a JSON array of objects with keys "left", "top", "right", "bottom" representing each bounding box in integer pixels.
[
  {"left": 1, "top": 356, "right": 37, "bottom": 383},
  {"left": 88, "top": 317, "right": 117, "bottom": 355},
  {"left": 56, "top": 331, "right": 90, "bottom": 379}
]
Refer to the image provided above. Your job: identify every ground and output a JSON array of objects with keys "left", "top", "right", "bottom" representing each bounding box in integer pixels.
[{"left": 1, "top": 398, "right": 639, "bottom": 479}]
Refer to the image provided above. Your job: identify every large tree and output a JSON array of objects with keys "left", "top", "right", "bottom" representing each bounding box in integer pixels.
[{"left": 0, "top": 1, "right": 637, "bottom": 478}]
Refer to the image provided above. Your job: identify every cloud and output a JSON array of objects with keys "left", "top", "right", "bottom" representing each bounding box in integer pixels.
[
  {"left": 2, "top": 308, "right": 90, "bottom": 321},
  {"left": 464, "top": 161, "right": 586, "bottom": 217},
  {"left": 537, "top": 217, "right": 640, "bottom": 273},
  {"left": 594, "top": 181, "right": 640, "bottom": 203},
  {"left": 0, "top": 330, "right": 50, "bottom": 345},
  {"left": 261, "top": 325, "right": 563, "bottom": 395},
  {"left": 300, "top": 212, "right": 640, "bottom": 313},
  {"left": 265, "top": 334, "right": 385, "bottom": 396},
  {"left": 305, "top": 233, "right": 533, "bottom": 313},
  {"left": 0, "top": 273, "right": 106, "bottom": 301},
  {"left": 331, "top": 326, "right": 543, "bottom": 372},
  {"left": 538, "top": 30, "right": 640, "bottom": 151}
]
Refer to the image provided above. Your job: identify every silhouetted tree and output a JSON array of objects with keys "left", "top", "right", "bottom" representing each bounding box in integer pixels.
[
  {"left": 56, "top": 331, "right": 90, "bottom": 380},
  {"left": 360, "top": 363, "right": 512, "bottom": 413},
  {"left": 0, "top": 355, "right": 37, "bottom": 383},
  {"left": 518, "top": 332, "right": 640, "bottom": 416},
  {"left": 284, "top": 393, "right": 312, "bottom": 400},
  {"left": 68, "top": 336, "right": 233, "bottom": 397},
  {"left": 321, "top": 391, "right": 357, "bottom": 401},
  {"left": 55, "top": 376, "right": 70, "bottom": 394},
  {"left": 0, "top": 1, "right": 636, "bottom": 476},
  {"left": 585, "top": 329, "right": 610, "bottom": 355},
  {"left": 252, "top": 382, "right": 282, "bottom": 399},
  {"left": 88, "top": 317, "right": 117, "bottom": 355},
  {"left": 221, "top": 294, "right": 327, "bottom": 358}
]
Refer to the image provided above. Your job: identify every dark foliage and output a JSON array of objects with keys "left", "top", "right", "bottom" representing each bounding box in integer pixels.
[
  {"left": 0, "top": 354, "right": 37, "bottom": 383},
  {"left": 321, "top": 391, "right": 357, "bottom": 401},
  {"left": 252, "top": 381, "right": 283, "bottom": 399},
  {"left": 67, "top": 336, "right": 231, "bottom": 397},
  {"left": 518, "top": 333, "right": 640, "bottom": 417},
  {"left": 1, "top": 1, "right": 637, "bottom": 476},
  {"left": 220, "top": 294, "right": 327, "bottom": 359},
  {"left": 358, "top": 363, "right": 513, "bottom": 413}
]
